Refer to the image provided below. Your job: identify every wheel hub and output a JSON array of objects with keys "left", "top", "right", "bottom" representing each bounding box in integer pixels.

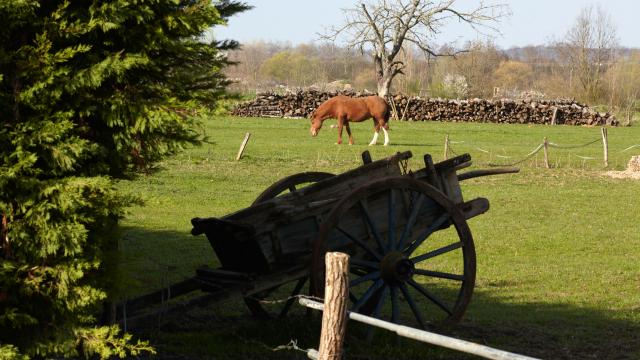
[{"left": 380, "top": 251, "right": 415, "bottom": 285}]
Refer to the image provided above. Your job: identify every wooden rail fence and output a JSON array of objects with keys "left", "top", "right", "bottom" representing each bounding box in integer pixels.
[{"left": 302, "top": 252, "right": 540, "bottom": 360}]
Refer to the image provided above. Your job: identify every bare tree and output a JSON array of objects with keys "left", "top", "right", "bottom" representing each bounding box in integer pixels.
[
  {"left": 606, "top": 51, "right": 640, "bottom": 124},
  {"left": 557, "top": 5, "right": 619, "bottom": 103},
  {"left": 322, "top": 0, "right": 509, "bottom": 98}
]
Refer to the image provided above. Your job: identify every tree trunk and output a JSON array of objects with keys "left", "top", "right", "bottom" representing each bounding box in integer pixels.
[
  {"left": 377, "top": 75, "right": 392, "bottom": 98},
  {"left": 374, "top": 55, "right": 396, "bottom": 99}
]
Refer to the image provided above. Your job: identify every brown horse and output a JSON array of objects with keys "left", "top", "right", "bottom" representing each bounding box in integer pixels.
[{"left": 309, "top": 95, "right": 390, "bottom": 146}]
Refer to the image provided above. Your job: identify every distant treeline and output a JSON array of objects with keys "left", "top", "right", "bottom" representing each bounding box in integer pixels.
[{"left": 225, "top": 41, "right": 639, "bottom": 123}]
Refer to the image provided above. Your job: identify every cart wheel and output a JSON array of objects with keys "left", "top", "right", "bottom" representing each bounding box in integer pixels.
[
  {"left": 311, "top": 177, "right": 476, "bottom": 328},
  {"left": 252, "top": 171, "right": 335, "bottom": 204},
  {"left": 244, "top": 171, "right": 334, "bottom": 319}
]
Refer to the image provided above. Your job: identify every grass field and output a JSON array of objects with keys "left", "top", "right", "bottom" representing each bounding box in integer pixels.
[{"left": 117, "top": 116, "right": 640, "bottom": 359}]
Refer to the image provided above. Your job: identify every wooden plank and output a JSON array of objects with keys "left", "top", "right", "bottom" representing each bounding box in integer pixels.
[
  {"left": 457, "top": 168, "right": 519, "bottom": 181},
  {"left": 115, "top": 277, "right": 201, "bottom": 318},
  {"left": 457, "top": 198, "right": 490, "bottom": 220},
  {"left": 422, "top": 154, "right": 440, "bottom": 189},
  {"left": 434, "top": 153, "right": 472, "bottom": 172}
]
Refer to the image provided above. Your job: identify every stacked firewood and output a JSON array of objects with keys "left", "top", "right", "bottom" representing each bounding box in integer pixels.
[
  {"left": 231, "top": 91, "right": 619, "bottom": 126},
  {"left": 231, "top": 90, "right": 369, "bottom": 118}
]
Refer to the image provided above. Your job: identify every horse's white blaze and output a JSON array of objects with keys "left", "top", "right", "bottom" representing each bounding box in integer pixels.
[
  {"left": 382, "top": 127, "right": 390, "bottom": 146},
  {"left": 369, "top": 131, "right": 379, "bottom": 146}
]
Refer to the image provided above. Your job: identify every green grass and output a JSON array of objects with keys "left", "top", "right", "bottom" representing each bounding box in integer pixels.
[{"left": 118, "top": 117, "right": 640, "bottom": 359}]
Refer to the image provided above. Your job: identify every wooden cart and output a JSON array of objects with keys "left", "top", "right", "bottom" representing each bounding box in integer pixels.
[{"left": 115, "top": 151, "right": 517, "bottom": 329}]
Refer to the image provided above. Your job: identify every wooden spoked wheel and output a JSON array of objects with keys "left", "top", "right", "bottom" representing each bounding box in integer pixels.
[
  {"left": 244, "top": 171, "right": 334, "bottom": 319},
  {"left": 252, "top": 172, "right": 335, "bottom": 205},
  {"left": 311, "top": 177, "right": 476, "bottom": 328}
]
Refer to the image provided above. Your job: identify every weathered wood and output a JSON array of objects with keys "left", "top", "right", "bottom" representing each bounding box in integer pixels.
[
  {"left": 118, "top": 149, "right": 518, "bottom": 329},
  {"left": 310, "top": 176, "right": 478, "bottom": 326},
  {"left": 232, "top": 90, "right": 619, "bottom": 126},
  {"left": 551, "top": 107, "right": 559, "bottom": 125},
  {"left": 196, "top": 151, "right": 412, "bottom": 266},
  {"left": 115, "top": 277, "right": 201, "bottom": 321},
  {"left": 444, "top": 134, "right": 450, "bottom": 160},
  {"left": 458, "top": 198, "right": 490, "bottom": 220},
  {"left": 423, "top": 154, "right": 440, "bottom": 189},
  {"left": 457, "top": 167, "right": 520, "bottom": 181},
  {"left": 194, "top": 150, "right": 510, "bottom": 273},
  {"left": 601, "top": 127, "right": 609, "bottom": 167},
  {"left": 252, "top": 172, "right": 335, "bottom": 205},
  {"left": 317, "top": 252, "right": 349, "bottom": 360},
  {"left": 361, "top": 150, "right": 372, "bottom": 164},
  {"left": 543, "top": 137, "right": 550, "bottom": 169},
  {"left": 236, "top": 132, "right": 251, "bottom": 161}
]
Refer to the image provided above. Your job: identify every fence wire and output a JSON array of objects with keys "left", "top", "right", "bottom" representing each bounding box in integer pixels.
[
  {"left": 622, "top": 144, "right": 640, "bottom": 152},
  {"left": 548, "top": 138, "right": 601, "bottom": 149},
  {"left": 448, "top": 141, "right": 545, "bottom": 167},
  {"left": 445, "top": 134, "right": 616, "bottom": 168},
  {"left": 486, "top": 143, "right": 545, "bottom": 167}
]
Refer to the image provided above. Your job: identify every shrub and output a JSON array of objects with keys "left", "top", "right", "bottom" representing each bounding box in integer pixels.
[{"left": 0, "top": 0, "right": 248, "bottom": 358}]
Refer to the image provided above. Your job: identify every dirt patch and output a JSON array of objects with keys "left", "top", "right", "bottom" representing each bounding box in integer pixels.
[{"left": 606, "top": 155, "right": 640, "bottom": 179}]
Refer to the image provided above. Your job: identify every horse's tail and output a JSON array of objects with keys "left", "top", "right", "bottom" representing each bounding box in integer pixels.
[{"left": 383, "top": 104, "right": 391, "bottom": 130}]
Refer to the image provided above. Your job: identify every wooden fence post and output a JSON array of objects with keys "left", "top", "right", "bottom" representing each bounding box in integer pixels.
[
  {"left": 388, "top": 96, "right": 399, "bottom": 120},
  {"left": 400, "top": 98, "right": 411, "bottom": 122},
  {"left": 317, "top": 252, "right": 350, "bottom": 360},
  {"left": 444, "top": 134, "right": 450, "bottom": 160},
  {"left": 551, "top": 107, "right": 559, "bottom": 125},
  {"left": 236, "top": 132, "right": 251, "bottom": 161},
  {"left": 601, "top": 127, "right": 609, "bottom": 167},
  {"left": 543, "top": 137, "right": 550, "bottom": 169}
]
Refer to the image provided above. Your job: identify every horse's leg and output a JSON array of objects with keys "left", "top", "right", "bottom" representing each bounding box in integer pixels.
[
  {"left": 337, "top": 116, "right": 345, "bottom": 144},
  {"left": 382, "top": 124, "right": 390, "bottom": 146},
  {"left": 368, "top": 120, "right": 379, "bottom": 146},
  {"left": 345, "top": 122, "right": 354, "bottom": 145}
]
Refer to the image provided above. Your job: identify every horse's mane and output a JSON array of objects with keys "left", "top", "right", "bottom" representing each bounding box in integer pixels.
[{"left": 313, "top": 96, "right": 343, "bottom": 119}]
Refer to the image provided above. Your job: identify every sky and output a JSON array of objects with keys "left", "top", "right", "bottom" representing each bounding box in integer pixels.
[{"left": 213, "top": 0, "right": 640, "bottom": 49}]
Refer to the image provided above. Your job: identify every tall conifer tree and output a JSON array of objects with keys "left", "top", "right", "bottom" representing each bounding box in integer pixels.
[{"left": 0, "top": 1, "right": 248, "bottom": 358}]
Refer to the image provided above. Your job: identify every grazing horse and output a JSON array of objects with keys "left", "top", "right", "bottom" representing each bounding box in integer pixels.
[{"left": 309, "top": 95, "right": 390, "bottom": 146}]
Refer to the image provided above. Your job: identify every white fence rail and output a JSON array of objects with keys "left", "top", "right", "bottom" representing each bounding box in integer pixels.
[{"left": 300, "top": 298, "right": 540, "bottom": 360}]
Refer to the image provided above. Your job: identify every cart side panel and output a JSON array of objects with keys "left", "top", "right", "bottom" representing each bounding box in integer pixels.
[
  {"left": 267, "top": 159, "right": 406, "bottom": 264},
  {"left": 191, "top": 217, "right": 269, "bottom": 272},
  {"left": 229, "top": 152, "right": 413, "bottom": 267}
]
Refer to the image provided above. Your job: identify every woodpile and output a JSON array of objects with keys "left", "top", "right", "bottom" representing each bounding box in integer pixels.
[
  {"left": 232, "top": 91, "right": 619, "bottom": 126},
  {"left": 231, "top": 90, "right": 369, "bottom": 118}
]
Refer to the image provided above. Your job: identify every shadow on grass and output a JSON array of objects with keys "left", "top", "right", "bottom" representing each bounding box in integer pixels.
[
  {"left": 124, "top": 280, "right": 639, "bottom": 359},
  {"left": 117, "top": 226, "right": 217, "bottom": 297},
  {"left": 118, "top": 228, "right": 638, "bottom": 359}
]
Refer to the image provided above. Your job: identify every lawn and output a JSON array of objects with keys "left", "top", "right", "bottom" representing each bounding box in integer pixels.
[{"left": 117, "top": 116, "right": 640, "bottom": 359}]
